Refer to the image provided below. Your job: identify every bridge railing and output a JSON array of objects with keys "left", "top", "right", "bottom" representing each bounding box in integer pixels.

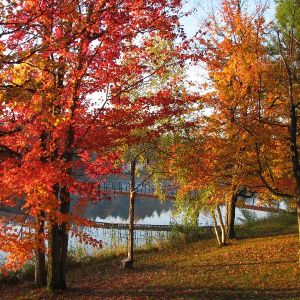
[{"left": 99, "top": 180, "right": 177, "bottom": 197}]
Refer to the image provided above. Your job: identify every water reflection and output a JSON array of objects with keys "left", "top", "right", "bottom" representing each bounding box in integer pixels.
[
  {"left": 82, "top": 194, "right": 174, "bottom": 223},
  {"left": 81, "top": 192, "right": 270, "bottom": 226}
]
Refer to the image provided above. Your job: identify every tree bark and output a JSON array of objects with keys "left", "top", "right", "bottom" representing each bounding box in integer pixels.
[
  {"left": 277, "top": 30, "right": 300, "bottom": 263},
  {"left": 286, "top": 60, "right": 300, "bottom": 263},
  {"left": 192, "top": 210, "right": 199, "bottom": 227},
  {"left": 35, "top": 211, "right": 46, "bottom": 287},
  {"left": 297, "top": 202, "right": 300, "bottom": 263},
  {"left": 47, "top": 183, "right": 63, "bottom": 290},
  {"left": 123, "top": 159, "right": 136, "bottom": 269},
  {"left": 47, "top": 184, "right": 71, "bottom": 290},
  {"left": 47, "top": 221, "right": 61, "bottom": 290},
  {"left": 226, "top": 193, "right": 238, "bottom": 239},
  {"left": 58, "top": 186, "right": 71, "bottom": 288},
  {"left": 35, "top": 130, "right": 47, "bottom": 287}
]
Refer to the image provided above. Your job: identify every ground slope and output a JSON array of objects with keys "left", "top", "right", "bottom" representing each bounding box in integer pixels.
[{"left": 1, "top": 232, "right": 299, "bottom": 299}]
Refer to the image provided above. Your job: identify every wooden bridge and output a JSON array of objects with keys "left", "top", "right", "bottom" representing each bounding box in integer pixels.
[
  {"left": 99, "top": 180, "right": 280, "bottom": 213},
  {"left": 89, "top": 220, "right": 173, "bottom": 231},
  {"left": 88, "top": 220, "right": 210, "bottom": 233},
  {"left": 82, "top": 220, "right": 214, "bottom": 244}
]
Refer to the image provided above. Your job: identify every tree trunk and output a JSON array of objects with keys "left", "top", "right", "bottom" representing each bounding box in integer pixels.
[
  {"left": 58, "top": 186, "right": 71, "bottom": 288},
  {"left": 123, "top": 159, "right": 136, "bottom": 269},
  {"left": 297, "top": 201, "right": 300, "bottom": 263},
  {"left": 35, "top": 211, "right": 46, "bottom": 287},
  {"left": 226, "top": 193, "right": 238, "bottom": 239},
  {"left": 192, "top": 210, "right": 199, "bottom": 227},
  {"left": 287, "top": 68, "right": 300, "bottom": 263},
  {"left": 47, "top": 222, "right": 61, "bottom": 290},
  {"left": 47, "top": 45, "right": 73, "bottom": 289},
  {"left": 35, "top": 130, "right": 47, "bottom": 287},
  {"left": 47, "top": 185, "right": 70, "bottom": 290},
  {"left": 277, "top": 32, "right": 300, "bottom": 263}
]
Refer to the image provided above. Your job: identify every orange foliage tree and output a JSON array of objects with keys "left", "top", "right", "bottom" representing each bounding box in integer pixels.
[{"left": 165, "top": 0, "right": 294, "bottom": 243}]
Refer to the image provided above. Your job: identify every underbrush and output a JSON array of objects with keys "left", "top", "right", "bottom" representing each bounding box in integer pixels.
[
  {"left": 0, "top": 262, "right": 34, "bottom": 287},
  {"left": 67, "top": 243, "right": 128, "bottom": 269},
  {"left": 166, "top": 223, "right": 212, "bottom": 246}
]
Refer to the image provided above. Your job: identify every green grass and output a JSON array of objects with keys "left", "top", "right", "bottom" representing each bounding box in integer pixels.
[{"left": 236, "top": 211, "right": 298, "bottom": 238}]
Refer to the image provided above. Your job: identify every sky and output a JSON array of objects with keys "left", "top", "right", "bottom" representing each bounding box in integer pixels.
[
  {"left": 180, "top": 0, "right": 276, "bottom": 88},
  {"left": 181, "top": 0, "right": 276, "bottom": 38}
]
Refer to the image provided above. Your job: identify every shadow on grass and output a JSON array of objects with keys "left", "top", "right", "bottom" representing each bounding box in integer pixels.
[{"left": 55, "top": 286, "right": 300, "bottom": 299}]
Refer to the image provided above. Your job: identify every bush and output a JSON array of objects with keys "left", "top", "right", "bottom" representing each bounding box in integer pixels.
[
  {"left": 0, "top": 261, "right": 34, "bottom": 286},
  {"left": 167, "top": 223, "right": 206, "bottom": 246},
  {"left": 238, "top": 209, "right": 257, "bottom": 226},
  {"left": 0, "top": 271, "right": 19, "bottom": 286}
]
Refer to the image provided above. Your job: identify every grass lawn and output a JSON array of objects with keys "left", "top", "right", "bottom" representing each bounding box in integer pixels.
[{"left": 1, "top": 213, "right": 300, "bottom": 299}]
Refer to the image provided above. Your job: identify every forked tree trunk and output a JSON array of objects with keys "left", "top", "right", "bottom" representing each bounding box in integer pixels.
[
  {"left": 123, "top": 159, "right": 136, "bottom": 269},
  {"left": 211, "top": 210, "right": 221, "bottom": 245},
  {"left": 216, "top": 204, "right": 226, "bottom": 245},
  {"left": 226, "top": 193, "right": 238, "bottom": 239},
  {"left": 35, "top": 211, "right": 46, "bottom": 287},
  {"left": 211, "top": 205, "right": 226, "bottom": 246},
  {"left": 47, "top": 40, "right": 74, "bottom": 289}
]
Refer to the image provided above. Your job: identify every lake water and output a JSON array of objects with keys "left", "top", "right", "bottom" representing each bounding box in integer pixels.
[
  {"left": 71, "top": 191, "right": 271, "bottom": 251},
  {"left": 0, "top": 177, "right": 274, "bottom": 261}
]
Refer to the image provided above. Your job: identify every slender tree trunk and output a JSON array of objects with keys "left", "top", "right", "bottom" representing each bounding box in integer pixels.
[
  {"left": 278, "top": 32, "right": 300, "bottom": 263},
  {"left": 35, "top": 211, "right": 46, "bottom": 287},
  {"left": 287, "top": 63, "right": 300, "bottom": 263},
  {"left": 290, "top": 106, "right": 300, "bottom": 262},
  {"left": 226, "top": 194, "right": 238, "bottom": 239},
  {"left": 216, "top": 205, "right": 226, "bottom": 245},
  {"left": 123, "top": 159, "right": 136, "bottom": 269},
  {"left": 211, "top": 210, "right": 221, "bottom": 245},
  {"left": 193, "top": 210, "right": 199, "bottom": 227}
]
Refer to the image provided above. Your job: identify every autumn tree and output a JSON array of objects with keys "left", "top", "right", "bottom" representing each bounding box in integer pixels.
[
  {"left": 0, "top": 0, "right": 188, "bottom": 290},
  {"left": 112, "top": 34, "right": 194, "bottom": 268},
  {"left": 120, "top": 137, "right": 158, "bottom": 269},
  {"left": 194, "top": 0, "right": 284, "bottom": 238},
  {"left": 161, "top": 0, "right": 288, "bottom": 245}
]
